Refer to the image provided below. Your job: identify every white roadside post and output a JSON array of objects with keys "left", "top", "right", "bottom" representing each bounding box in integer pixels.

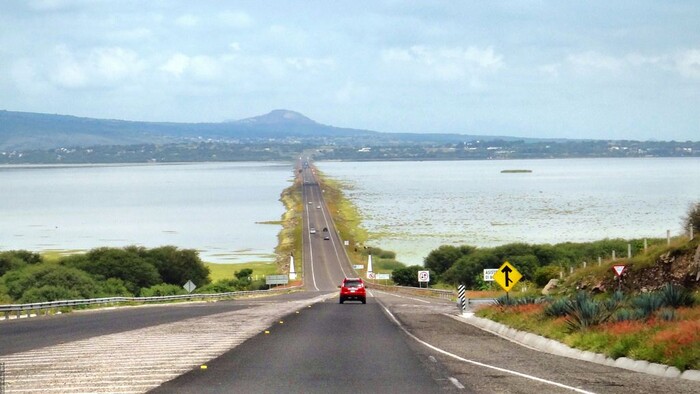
[{"left": 289, "top": 254, "right": 297, "bottom": 280}]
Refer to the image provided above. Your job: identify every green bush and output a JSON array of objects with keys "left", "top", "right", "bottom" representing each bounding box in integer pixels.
[
  {"left": 533, "top": 265, "right": 561, "bottom": 287},
  {"left": 3, "top": 264, "right": 100, "bottom": 302},
  {"left": 0, "top": 250, "right": 42, "bottom": 276},
  {"left": 683, "top": 201, "right": 700, "bottom": 235},
  {"left": 20, "top": 285, "right": 79, "bottom": 303},
  {"left": 140, "top": 284, "right": 187, "bottom": 297}
]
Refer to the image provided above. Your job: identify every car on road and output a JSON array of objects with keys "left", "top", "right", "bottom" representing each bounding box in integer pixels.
[
  {"left": 339, "top": 277, "right": 366, "bottom": 304},
  {"left": 323, "top": 234, "right": 330, "bottom": 240},
  {"left": 316, "top": 205, "right": 321, "bottom": 209},
  {"left": 310, "top": 227, "right": 316, "bottom": 234}
]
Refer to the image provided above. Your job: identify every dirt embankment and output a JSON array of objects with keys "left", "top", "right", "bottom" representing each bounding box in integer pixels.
[{"left": 572, "top": 240, "right": 700, "bottom": 293}]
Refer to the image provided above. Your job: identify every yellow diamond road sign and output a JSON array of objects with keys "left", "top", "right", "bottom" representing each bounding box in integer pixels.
[{"left": 493, "top": 261, "right": 522, "bottom": 292}]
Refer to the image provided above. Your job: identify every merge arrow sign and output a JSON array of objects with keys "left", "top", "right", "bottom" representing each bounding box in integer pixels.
[{"left": 493, "top": 261, "right": 522, "bottom": 292}]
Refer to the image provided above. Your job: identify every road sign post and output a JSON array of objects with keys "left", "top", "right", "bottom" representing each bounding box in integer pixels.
[
  {"left": 418, "top": 270, "right": 430, "bottom": 288},
  {"left": 183, "top": 280, "right": 196, "bottom": 294},
  {"left": 492, "top": 261, "right": 522, "bottom": 300},
  {"left": 457, "top": 284, "right": 467, "bottom": 314},
  {"left": 612, "top": 264, "right": 626, "bottom": 292}
]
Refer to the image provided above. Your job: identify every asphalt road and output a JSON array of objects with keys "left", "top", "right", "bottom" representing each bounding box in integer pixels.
[{"left": 151, "top": 297, "right": 450, "bottom": 394}]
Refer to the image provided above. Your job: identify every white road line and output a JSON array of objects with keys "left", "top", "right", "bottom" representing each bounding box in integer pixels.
[
  {"left": 449, "top": 377, "right": 465, "bottom": 389},
  {"left": 378, "top": 303, "right": 597, "bottom": 394}
]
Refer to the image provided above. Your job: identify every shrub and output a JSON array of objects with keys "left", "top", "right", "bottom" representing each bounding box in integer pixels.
[
  {"left": 544, "top": 298, "right": 570, "bottom": 317},
  {"left": 564, "top": 291, "right": 617, "bottom": 331},
  {"left": 631, "top": 292, "right": 665, "bottom": 320},
  {"left": 682, "top": 201, "right": 700, "bottom": 236},
  {"left": 660, "top": 283, "right": 695, "bottom": 308},
  {"left": 496, "top": 295, "right": 539, "bottom": 306},
  {"left": 3, "top": 264, "right": 99, "bottom": 301},
  {"left": 533, "top": 265, "right": 561, "bottom": 287},
  {"left": 140, "top": 284, "right": 187, "bottom": 297},
  {"left": 19, "top": 285, "right": 79, "bottom": 303}
]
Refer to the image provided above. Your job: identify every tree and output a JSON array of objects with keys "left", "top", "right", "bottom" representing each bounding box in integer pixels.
[
  {"left": 63, "top": 247, "right": 161, "bottom": 295},
  {"left": 144, "top": 246, "right": 210, "bottom": 287},
  {"left": 683, "top": 201, "right": 700, "bottom": 236},
  {"left": 533, "top": 265, "right": 561, "bottom": 287},
  {"left": 235, "top": 268, "right": 253, "bottom": 281},
  {"left": 391, "top": 265, "right": 434, "bottom": 287},
  {"left": 3, "top": 264, "right": 99, "bottom": 302},
  {"left": 424, "top": 245, "right": 474, "bottom": 276},
  {"left": 0, "top": 250, "right": 42, "bottom": 276}
]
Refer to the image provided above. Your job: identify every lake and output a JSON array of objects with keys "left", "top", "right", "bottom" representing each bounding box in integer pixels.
[
  {"left": 317, "top": 158, "right": 700, "bottom": 266},
  {"left": 0, "top": 162, "right": 293, "bottom": 263}
]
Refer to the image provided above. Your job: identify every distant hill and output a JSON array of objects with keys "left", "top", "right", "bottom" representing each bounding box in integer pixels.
[{"left": 0, "top": 109, "right": 521, "bottom": 151}]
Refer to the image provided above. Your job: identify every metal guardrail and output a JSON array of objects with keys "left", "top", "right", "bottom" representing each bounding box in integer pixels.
[
  {"left": 0, "top": 286, "right": 301, "bottom": 320},
  {"left": 366, "top": 282, "right": 456, "bottom": 300}
]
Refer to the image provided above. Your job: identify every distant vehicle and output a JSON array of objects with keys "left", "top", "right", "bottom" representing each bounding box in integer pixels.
[
  {"left": 310, "top": 227, "right": 316, "bottom": 234},
  {"left": 322, "top": 227, "right": 328, "bottom": 232},
  {"left": 323, "top": 234, "right": 330, "bottom": 240},
  {"left": 308, "top": 201, "right": 312, "bottom": 205},
  {"left": 316, "top": 205, "right": 321, "bottom": 209},
  {"left": 339, "top": 278, "right": 366, "bottom": 304}
]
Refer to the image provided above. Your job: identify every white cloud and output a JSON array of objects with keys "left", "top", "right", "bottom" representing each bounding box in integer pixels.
[
  {"left": 334, "top": 81, "right": 368, "bottom": 103},
  {"left": 219, "top": 11, "right": 254, "bottom": 28},
  {"left": 160, "top": 53, "right": 190, "bottom": 77},
  {"left": 160, "top": 53, "right": 222, "bottom": 81},
  {"left": 567, "top": 51, "right": 623, "bottom": 72},
  {"left": 381, "top": 45, "right": 503, "bottom": 81},
  {"left": 48, "top": 45, "right": 145, "bottom": 89},
  {"left": 284, "top": 57, "right": 335, "bottom": 72},
  {"left": 675, "top": 49, "right": 700, "bottom": 79},
  {"left": 175, "top": 14, "right": 199, "bottom": 28}
]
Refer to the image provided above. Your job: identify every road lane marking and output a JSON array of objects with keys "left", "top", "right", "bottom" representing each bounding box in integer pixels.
[
  {"left": 378, "top": 303, "right": 597, "bottom": 394},
  {"left": 448, "top": 377, "right": 465, "bottom": 389}
]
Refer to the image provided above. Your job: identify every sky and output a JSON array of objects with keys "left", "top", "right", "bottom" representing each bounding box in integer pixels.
[{"left": 1, "top": 1, "right": 699, "bottom": 141}]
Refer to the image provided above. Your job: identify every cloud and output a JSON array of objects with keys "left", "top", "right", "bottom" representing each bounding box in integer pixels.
[
  {"left": 564, "top": 49, "right": 700, "bottom": 80},
  {"left": 567, "top": 51, "right": 623, "bottom": 72},
  {"left": 218, "top": 11, "right": 254, "bottom": 28},
  {"left": 381, "top": 45, "right": 504, "bottom": 81},
  {"left": 47, "top": 45, "right": 145, "bottom": 89},
  {"left": 160, "top": 53, "right": 222, "bottom": 81},
  {"left": 175, "top": 14, "right": 199, "bottom": 28},
  {"left": 284, "top": 57, "right": 335, "bottom": 72},
  {"left": 675, "top": 49, "right": 700, "bottom": 79}
]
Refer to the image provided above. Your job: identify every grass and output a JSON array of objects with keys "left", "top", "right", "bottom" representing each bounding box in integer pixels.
[{"left": 205, "top": 262, "right": 278, "bottom": 283}]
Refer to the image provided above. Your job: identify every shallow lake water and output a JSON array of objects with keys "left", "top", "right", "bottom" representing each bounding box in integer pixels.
[
  {"left": 0, "top": 162, "right": 293, "bottom": 263},
  {"left": 318, "top": 158, "right": 700, "bottom": 265}
]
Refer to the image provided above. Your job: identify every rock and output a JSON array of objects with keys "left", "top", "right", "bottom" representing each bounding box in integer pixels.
[{"left": 542, "top": 279, "right": 559, "bottom": 295}]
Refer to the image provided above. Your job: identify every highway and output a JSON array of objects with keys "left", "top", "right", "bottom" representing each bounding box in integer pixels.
[{"left": 1, "top": 160, "right": 698, "bottom": 393}]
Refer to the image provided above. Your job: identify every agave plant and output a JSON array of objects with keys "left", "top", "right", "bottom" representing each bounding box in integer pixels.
[
  {"left": 564, "top": 291, "right": 617, "bottom": 331},
  {"left": 659, "top": 283, "right": 694, "bottom": 308},
  {"left": 630, "top": 292, "right": 665, "bottom": 320}
]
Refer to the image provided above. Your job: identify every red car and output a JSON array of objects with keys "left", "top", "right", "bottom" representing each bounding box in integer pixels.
[{"left": 339, "top": 277, "right": 366, "bottom": 304}]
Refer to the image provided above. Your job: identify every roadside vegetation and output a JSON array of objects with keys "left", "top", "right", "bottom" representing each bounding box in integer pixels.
[
  {"left": 0, "top": 246, "right": 272, "bottom": 304},
  {"left": 477, "top": 284, "right": 699, "bottom": 371}
]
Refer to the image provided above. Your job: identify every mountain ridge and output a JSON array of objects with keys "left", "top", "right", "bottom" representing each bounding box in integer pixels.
[{"left": 0, "top": 108, "right": 512, "bottom": 151}]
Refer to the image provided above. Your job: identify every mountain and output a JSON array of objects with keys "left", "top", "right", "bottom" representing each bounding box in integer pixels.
[
  {"left": 0, "top": 109, "right": 389, "bottom": 151},
  {"left": 0, "top": 108, "right": 533, "bottom": 151}
]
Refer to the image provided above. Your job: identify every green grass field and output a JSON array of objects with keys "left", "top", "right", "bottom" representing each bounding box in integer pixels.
[{"left": 204, "top": 261, "right": 279, "bottom": 282}]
